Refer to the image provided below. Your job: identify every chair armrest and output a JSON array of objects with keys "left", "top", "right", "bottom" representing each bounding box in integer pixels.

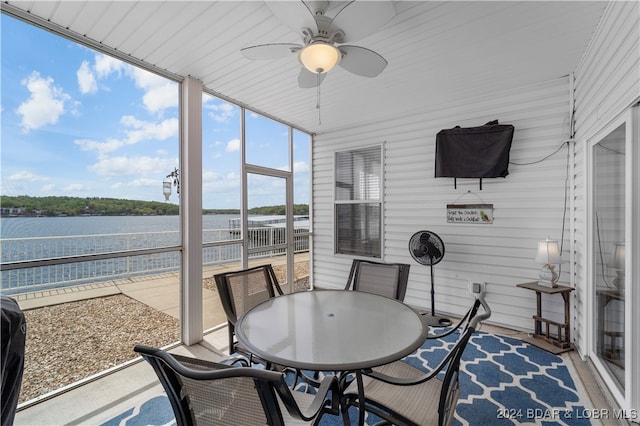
[
  {"left": 279, "top": 374, "right": 340, "bottom": 420},
  {"left": 427, "top": 293, "right": 490, "bottom": 339},
  {"left": 306, "top": 375, "right": 340, "bottom": 416},
  {"left": 363, "top": 361, "right": 443, "bottom": 387},
  {"left": 292, "top": 369, "right": 330, "bottom": 389},
  {"left": 218, "top": 354, "right": 250, "bottom": 367}
]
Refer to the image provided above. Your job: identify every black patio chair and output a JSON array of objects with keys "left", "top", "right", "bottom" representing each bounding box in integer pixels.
[
  {"left": 339, "top": 294, "right": 491, "bottom": 426},
  {"left": 297, "top": 259, "right": 411, "bottom": 389},
  {"left": 344, "top": 259, "right": 411, "bottom": 301},
  {"left": 214, "top": 264, "right": 283, "bottom": 363},
  {"left": 134, "top": 345, "right": 339, "bottom": 426}
]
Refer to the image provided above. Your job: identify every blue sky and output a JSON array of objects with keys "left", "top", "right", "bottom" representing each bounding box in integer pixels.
[{"left": 1, "top": 14, "right": 310, "bottom": 210}]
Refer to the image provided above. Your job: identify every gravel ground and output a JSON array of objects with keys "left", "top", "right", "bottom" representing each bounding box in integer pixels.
[
  {"left": 19, "top": 295, "right": 179, "bottom": 404},
  {"left": 18, "top": 262, "right": 309, "bottom": 404}
]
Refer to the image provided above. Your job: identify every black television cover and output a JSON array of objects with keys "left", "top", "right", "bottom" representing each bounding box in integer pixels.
[{"left": 435, "top": 120, "right": 514, "bottom": 179}]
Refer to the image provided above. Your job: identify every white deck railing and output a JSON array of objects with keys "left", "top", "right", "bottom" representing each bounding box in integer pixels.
[{"left": 0, "top": 227, "right": 309, "bottom": 295}]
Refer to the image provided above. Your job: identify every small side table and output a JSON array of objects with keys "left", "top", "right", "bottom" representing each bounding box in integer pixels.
[
  {"left": 516, "top": 281, "right": 574, "bottom": 354},
  {"left": 596, "top": 288, "right": 624, "bottom": 367}
]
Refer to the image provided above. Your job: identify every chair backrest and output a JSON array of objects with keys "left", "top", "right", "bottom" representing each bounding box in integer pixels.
[
  {"left": 434, "top": 295, "right": 491, "bottom": 425},
  {"left": 437, "top": 325, "right": 473, "bottom": 425},
  {"left": 215, "top": 264, "right": 283, "bottom": 324},
  {"left": 214, "top": 264, "right": 284, "bottom": 353},
  {"left": 134, "top": 345, "right": 290, "bottom": 426},
  {"left": 345, "top": 259, "right": 411, "bottom": 301},
  {"left": 361, "top": 294, "right": 490, "bottom": 426}
]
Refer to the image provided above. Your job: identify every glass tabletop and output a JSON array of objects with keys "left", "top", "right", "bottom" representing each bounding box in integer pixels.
[{"left": 235, "top": 290, "right": 427, "bottom": 371}]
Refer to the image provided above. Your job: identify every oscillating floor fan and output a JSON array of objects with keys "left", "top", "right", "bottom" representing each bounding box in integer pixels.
[{"left": 409, "top": 230, "right": 452, "bottom": 327}]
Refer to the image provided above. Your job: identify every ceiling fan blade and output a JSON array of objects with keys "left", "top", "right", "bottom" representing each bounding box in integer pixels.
[
  {"left": 338, "top": 45, "right": 388, "bottom": 77},
  {"left": 329, "top": 1, "right": 396, "bottom": 43},
  {"left": 265, "top": 1, "right": 317, "bottom": 35},
  {"left": 241, "top": 43, "right": 302, "bottom": 60},
  {"left": 298, "top": 67, "right": 326, "bottom": 88}
]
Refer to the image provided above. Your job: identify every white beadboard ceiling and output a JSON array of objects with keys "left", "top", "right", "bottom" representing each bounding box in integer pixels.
[{"left": 2, "top": 1, "right": 607, "bottom": 135}]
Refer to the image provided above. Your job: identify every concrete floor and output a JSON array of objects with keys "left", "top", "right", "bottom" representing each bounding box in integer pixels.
[
  {"left": 13, "top": 327, "right": 230, "bottom": 426},
  {"left": 11, "top": 255, "right": 625, "bottom": 426},
  {"left": 14, "top": 320, "right": 624, "bottom": 426}
]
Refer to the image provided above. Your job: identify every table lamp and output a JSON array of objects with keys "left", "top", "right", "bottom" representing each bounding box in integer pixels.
[
  {"left": 535, "top": 237, "right": 564, "bottom": 287},
  {"left": 607, "top": 242, "right": 625, "bottom": 289}
]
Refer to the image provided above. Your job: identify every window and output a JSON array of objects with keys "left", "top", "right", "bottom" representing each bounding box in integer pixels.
[
  {"left": 1, "top": 13, "right": 180, "bottom": 404},
  {"left": 335, "top": 145, "right": 382, "bottom": 257},
  {"left": 592, "top": 123, "right": 626, "bottom": 390}
]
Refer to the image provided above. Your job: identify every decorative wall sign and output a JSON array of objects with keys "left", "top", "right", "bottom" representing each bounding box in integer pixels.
[{"left": 447, "top": 203, "right": 494, "bottom": 224}]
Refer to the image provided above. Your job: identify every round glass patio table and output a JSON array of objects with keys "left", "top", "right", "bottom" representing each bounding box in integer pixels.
[{"left": 235, "top": 289, "right": 427, "bottom": 372}]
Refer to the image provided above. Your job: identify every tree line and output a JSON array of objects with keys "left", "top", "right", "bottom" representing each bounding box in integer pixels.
[{"left": 0, "top": 196, "right": 308, "bottom": 217}]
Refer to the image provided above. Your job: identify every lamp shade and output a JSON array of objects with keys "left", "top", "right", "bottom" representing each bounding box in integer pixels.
[
  {"left": 534, "top": 238, "right": 563, "bottom": 265},
  {"left": 607, "top": 243, "right": 625, "bottom": 270},
  {"left": 299, "top": 43, "right": 340, "bottom": 74}
]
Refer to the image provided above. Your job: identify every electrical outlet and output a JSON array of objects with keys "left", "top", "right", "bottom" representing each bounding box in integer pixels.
[{"left": 469, "top": 281, "right": 485, "bottom": 295}]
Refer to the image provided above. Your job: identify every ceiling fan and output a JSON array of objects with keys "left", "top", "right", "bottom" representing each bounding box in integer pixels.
[{"left": 241, "top": 1, "right": 396, "bottom": 88}]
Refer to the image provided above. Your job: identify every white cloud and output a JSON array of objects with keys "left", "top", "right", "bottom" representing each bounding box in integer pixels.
[
  {"left": 86, "top": 54, "right": 176, "bottom": 114},
  {"left": 128, "top": 67, "right": 178, "bottom": 114},
  {"left": 75, "top": 138, "right": 125, "bottom": 158},
  {"left": 9, "top": 170, "right": 48, "bottom": 182},
  {"left": 94, "top": 54, "right": 124, "bottom": 79},
  {"left": 17, "top": 71, "right": 69, "bottom": 132},
  {"left": 63, "top": 183, "right": 87, "bottom": 193},
  {"left": 126, "top": 178, "right": 160, "bottom": 187},
  {"left": 142, "top": 81, "right": 178, "bottom": 114},
  {"left": 293, "top": 161, "right": 309, "bottom": 173},
  {"left": 205, "top": 101, "right": 236, "bottom": 123},
  {"left": 121, "top": 116, "right": 178, "bottom": 144},
  {"left": 88, "top": 155, "right": 176, "bottom": 177},
  {"left": 202, "top": 170, "right": 240, "bottom": 192},
  {"left": 226, "top": 138, "right": 240, "bottom": 152},
  {"left": 74, "top": 117, "right": 178, "bottom": 158},
  {"left": 77, "top": 60, "right": 98, "bottom": 94}
]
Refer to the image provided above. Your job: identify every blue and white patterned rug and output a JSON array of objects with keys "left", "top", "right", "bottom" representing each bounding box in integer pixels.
[{"left": 101, "top": 331, "right": 593, "bottom": 426}]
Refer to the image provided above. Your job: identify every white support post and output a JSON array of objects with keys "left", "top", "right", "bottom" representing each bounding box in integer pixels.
[
  {"left": 286, "top": 128, "right": 294, "bottom": 292},
  {"left": 181, "top": 76, "right": 203, "bottom": 345}
]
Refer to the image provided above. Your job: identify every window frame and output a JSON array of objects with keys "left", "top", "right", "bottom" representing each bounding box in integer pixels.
[
  {"left": 333, "top": 144, "right": 384, "bottom": 258},
  {"left": 585, "top": 106, "right": 640, "bottom": 412}
]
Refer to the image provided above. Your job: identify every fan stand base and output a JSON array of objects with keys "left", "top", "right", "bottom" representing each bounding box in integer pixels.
[{"left": 421, "top": 313, "right": 452, "bottom": 327}]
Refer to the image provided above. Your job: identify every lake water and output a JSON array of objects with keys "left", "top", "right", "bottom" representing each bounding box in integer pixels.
[
  {"left": 0, "top": 215, "right": 301, "bottom": 295},
  {"left": 0, "top": 215, "right": 235, "bottom": 238}
]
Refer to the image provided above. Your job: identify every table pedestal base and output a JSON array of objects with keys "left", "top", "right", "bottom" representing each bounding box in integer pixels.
[{"left": 421, "top": 313, "right": 452, "bottom": 327}]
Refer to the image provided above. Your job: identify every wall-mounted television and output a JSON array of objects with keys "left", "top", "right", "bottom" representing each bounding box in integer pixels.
[{"left": 435, "top": 120, "right": 514, "bottom": 189}]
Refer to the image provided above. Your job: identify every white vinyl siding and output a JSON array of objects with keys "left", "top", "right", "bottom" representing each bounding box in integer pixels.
[{"left": 313, "top": 77, "right": 573, "bottom": 332}]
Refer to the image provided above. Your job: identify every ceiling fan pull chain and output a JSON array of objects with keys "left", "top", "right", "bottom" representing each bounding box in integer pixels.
[{"left": 316, "top": 72, "right": 322, "bottom": 125}]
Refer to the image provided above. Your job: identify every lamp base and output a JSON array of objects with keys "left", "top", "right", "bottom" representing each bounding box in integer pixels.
[
  {"left": 537, "top": 279, "right": 556, "bottom": 288},
  {"left": 612, "top": 272, "right": 625, "bottom": 290},
  {"left": 538, "top": 264, "right": 559, "bottom": 288}
]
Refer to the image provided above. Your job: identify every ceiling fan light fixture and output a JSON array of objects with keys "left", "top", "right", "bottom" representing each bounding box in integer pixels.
[{"left": 298, "top": 43, "right": 340, "bottom": 74}]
